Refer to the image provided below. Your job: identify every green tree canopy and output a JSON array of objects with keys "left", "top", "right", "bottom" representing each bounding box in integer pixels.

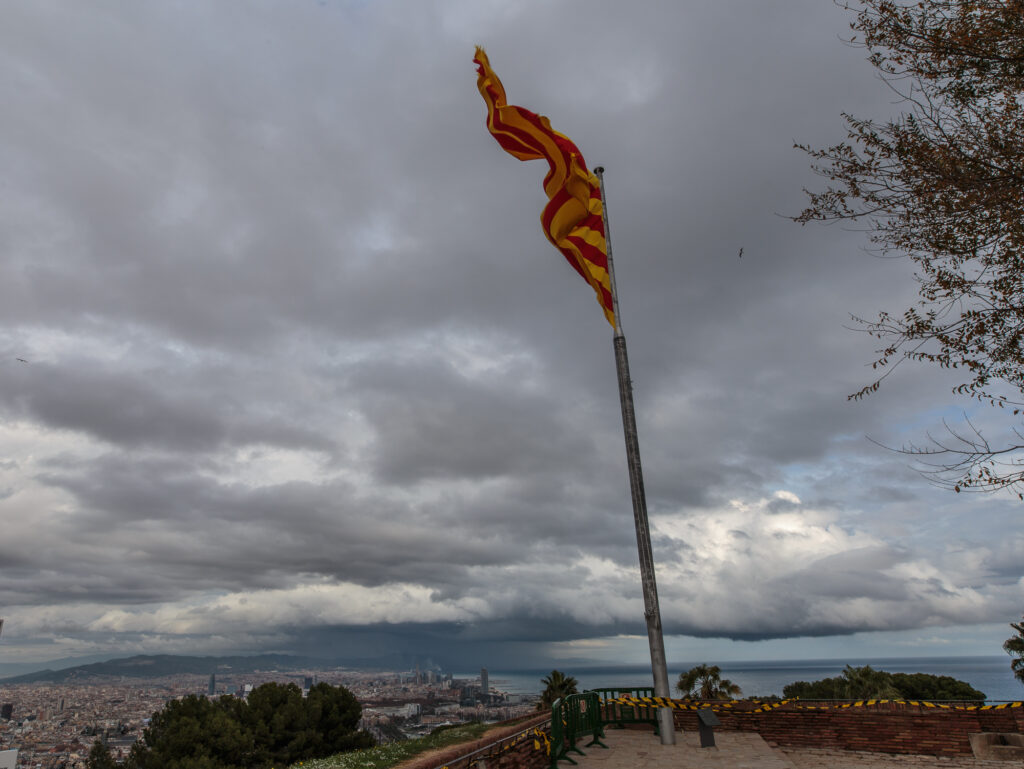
[
  {"left": 304, "top": 682, "right": 374, "bottom": 756},
  {"left": 86, "top": 739, "right": 117, "bottom": 769},
  {"left": 890, "top": 672, "right": 988, "bottom": 701},
  {"left": 676, "top": 664, "right": 742, "bottom": 700},
  {"left": 127, "top": 694, "right": 253, "bottom": 769},
  {"left": 796, "top": 0, "right": 1024, "bottom": 495},
  {"left": 782, "top": 665, "right": 985, "bottom": 701},
  {"left": 126, "top": 682, "right": 373, "bottom": 769},
  {"left": 243, "top": 682, "right": 311, "bottom": 767}
]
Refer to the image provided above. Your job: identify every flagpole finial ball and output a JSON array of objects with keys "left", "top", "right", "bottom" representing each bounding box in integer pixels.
[{"left": 594, "top": 166, "right": 604, "bottom": 174}]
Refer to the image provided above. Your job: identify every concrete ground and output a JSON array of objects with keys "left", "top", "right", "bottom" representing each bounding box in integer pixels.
[
  {"left": 564, "top": 729, "right": 793, "bottom": 769},
  {"left": 564, "top": 728, "right": 1014, "bottom": 769}
]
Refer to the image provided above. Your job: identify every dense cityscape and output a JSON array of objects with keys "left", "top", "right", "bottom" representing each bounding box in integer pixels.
[{"left": 0, "top": 666, "right": 537, "bottom": 768}]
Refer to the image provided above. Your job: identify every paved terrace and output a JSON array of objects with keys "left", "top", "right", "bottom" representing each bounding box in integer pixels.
[{"left": 567, "top": 728, "right": 1014, "bottom": 769}]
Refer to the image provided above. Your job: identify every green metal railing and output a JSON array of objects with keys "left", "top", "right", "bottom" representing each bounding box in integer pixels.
[
  {"left": 549, "top": 697, "right": 569, "bottom": 768},
  {"left": 548, "top": 692, "right": 608, "bottom": 768},
  {"left": 586, "top": 687, "right": 660, "bottom": 733}
]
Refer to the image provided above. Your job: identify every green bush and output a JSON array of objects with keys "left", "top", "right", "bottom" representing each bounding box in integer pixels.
[
  {"left": 889, "top": 672, "right": 986, "bottom": 701},
  {"left": 782, "top": 665, "right": 985, "bottom": 701}
]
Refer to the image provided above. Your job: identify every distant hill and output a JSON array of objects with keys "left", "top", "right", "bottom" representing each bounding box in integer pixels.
[
  {"left": 0, "top": 651, "right": 445, "bottom": 684},
  {"left": 0, "top": 653, "right": 116, "bottom": 679},
  {"left": 0, "top": 653, "right": 333, "bottom": 684}
]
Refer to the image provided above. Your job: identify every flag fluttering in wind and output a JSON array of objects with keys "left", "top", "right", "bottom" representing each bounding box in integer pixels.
[
  {"left": 474, "top": 48, "right": 677, "bottom": 746},
  {"left": 474, "top": 47, "right": 614, "bottom": 327}
]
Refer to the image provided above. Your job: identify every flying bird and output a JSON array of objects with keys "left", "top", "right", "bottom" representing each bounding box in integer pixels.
[{"left": 16, "top": 358, "right": 27, "bottom": 363}]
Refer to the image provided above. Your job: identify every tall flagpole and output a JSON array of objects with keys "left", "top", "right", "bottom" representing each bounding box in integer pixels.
[{"left": 594, "top": 166, "right": 676, "bottom": 745}]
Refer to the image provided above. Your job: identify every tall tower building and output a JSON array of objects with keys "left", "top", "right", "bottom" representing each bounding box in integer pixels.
[
  {"left": 480, "top": 668, "right": 489, "bottom": 701},
  {"left": 208, "top": 673, "right": 216, "bottom": 696}
]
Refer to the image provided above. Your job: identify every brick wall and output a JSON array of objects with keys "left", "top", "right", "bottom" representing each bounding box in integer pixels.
[
  {"left": 671, "top": 701, "right": 1024, "bottom": 756},
  {"left": 395, "top": 703, "right": 1024, "bottom": 767}
]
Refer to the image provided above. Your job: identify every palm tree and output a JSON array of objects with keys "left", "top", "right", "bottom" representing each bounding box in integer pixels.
[
  {"left": 676, "top": 664, "right": 742, "bottom": 700},
  {"left": 1005, "top": 616, "right": 1024, "bottom": 685},
  {"left": 537, "top": 670, "right": 579, "bottom": 710}
]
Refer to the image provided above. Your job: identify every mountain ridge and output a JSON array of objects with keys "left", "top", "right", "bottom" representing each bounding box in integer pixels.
[{"left": 0, "top": 651, "right": 440, "bottom": 684}]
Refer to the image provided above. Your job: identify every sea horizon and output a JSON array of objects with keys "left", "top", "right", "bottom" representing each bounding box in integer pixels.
[{"left": 460, "top": 654, "right": 1023, "bottom": 703}]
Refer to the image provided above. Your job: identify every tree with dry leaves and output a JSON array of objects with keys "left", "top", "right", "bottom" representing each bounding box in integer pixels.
[{"left": 796, "top": 0, "right": 1024, "bottom": 495}]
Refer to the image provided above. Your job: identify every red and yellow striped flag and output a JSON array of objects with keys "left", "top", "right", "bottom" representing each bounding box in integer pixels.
[{"left": 474, "top": 47, "right": 615, "bottom": 327}]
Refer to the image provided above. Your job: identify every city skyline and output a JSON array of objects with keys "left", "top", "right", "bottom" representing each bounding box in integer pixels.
[
  {"left": 1, "top": 1, "right": 1022, "bottom": 673},
  {"left": 0, "top": 665, "right": 526, "bottom": 766}
]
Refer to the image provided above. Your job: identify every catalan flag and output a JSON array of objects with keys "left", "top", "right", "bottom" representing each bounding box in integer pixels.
[{"left": 474, "top": 47, "right": 615, "bottom": 327}]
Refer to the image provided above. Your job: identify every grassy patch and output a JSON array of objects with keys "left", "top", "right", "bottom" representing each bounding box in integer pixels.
[{"left": 291, "top": 721, "right": 498, "bottom": 769}]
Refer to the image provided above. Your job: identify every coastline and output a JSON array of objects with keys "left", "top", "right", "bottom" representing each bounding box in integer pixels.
[{"left": 463, "top": 655, "right": 1022, "bottom": 702}]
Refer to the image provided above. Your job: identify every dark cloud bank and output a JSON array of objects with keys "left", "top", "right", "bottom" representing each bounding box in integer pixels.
[{"left": 0, "top": 0, "right": 1020, "bottom": 669}]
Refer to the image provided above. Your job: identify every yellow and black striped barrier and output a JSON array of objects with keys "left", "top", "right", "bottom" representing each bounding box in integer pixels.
[
  {"left": 801, "top": 699, "right": 1024, "bottom": 711},
  {"left": 604, "top": 695, "right": 1024, "bottom": 714},
  {"left": 602, "top": 695, "right": 793, "bottom": 714},
  {"left": 532, "top": 726, "right": 552, "bottom": 755}
]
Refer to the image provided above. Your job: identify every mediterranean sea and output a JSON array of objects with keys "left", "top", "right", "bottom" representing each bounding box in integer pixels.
[{"left": 460, "top": 656, "right": 1022, "bottom": 703}]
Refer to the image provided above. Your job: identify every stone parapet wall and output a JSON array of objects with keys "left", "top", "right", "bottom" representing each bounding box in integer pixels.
[
  {"left": 397, "top": 702, "right": 1024, "bottom": 767},
  {"left": 670, "top": 701, "right": 1024, "bottom": 756}
]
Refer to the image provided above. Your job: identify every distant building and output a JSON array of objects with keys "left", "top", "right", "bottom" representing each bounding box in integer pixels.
[
  {"left": 304, "top": 676, "right": 313, "bottom": 690},
  {"left": 480, "top": 668, "right": 489, "bottom": 701},
  {"left": 0, "top": 749, "right": 16, "bottom": 769},
  {"left": 208, "top": 673, "right": 216, "bottom": 696},
  {"left": 0, "top": 704, "right": 12, "bottom": 720}
]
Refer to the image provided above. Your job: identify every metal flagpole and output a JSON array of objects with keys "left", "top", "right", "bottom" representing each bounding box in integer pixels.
[{"left": 594, "top": 166, "right": 676, "bottom": 745}]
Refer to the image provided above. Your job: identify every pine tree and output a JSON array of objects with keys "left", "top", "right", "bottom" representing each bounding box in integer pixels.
[
  {"left": 1005, "top": 615, "right": 1024, "bottom": 685},
  {"left": 86, "top": 739, "right": 117, "bottom": 769}
]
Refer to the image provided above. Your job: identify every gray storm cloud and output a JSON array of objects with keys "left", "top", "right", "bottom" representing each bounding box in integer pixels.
[{"left": 0, "top": 0, "right": 1020, "bottom": 666}]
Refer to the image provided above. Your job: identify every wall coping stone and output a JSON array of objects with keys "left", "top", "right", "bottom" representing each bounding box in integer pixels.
[{"left": 395, "top": 713, "right": 549, "bottom": 769}]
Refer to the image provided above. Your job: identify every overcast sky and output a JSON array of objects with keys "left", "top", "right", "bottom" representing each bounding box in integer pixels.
[{"left": 1, "top": 0, "right": 1021, "bottom": 674}]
